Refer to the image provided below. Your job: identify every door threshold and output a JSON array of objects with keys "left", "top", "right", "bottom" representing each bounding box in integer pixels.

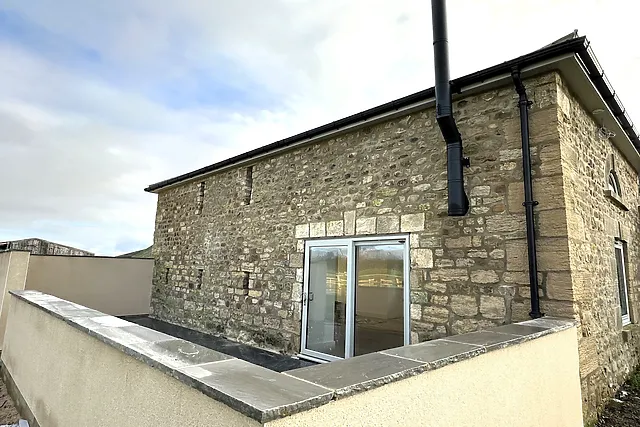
[{"left": 297, "top": 353, "right": 332, "bottom": 364}]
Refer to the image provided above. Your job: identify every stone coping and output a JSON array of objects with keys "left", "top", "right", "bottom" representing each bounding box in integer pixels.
[{"left": 9, "top": 290, "right": 578, "bottom": 424}]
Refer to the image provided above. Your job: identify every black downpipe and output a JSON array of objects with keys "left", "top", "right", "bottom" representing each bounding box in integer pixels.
[
  {"left": 511, "top": 69, "right": 543, "bottom": 319},
  {"left": 431, "top": 0, "right": 469, "bottom": 216}
]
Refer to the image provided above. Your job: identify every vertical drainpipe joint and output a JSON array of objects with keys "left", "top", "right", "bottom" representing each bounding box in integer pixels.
[
  {"left": 431, "top": 0, "right": 470, "bottom": 217},
  {"left": 512, "top": 70, "right": 534, "bottom": 110},
  {"left": 511, "top": 68, "right": 544, "bottom": 319}
]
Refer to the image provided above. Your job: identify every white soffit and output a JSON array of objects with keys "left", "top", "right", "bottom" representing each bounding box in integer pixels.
[{"left": 555, "top": 55, "right": 640, "bottom": 172}]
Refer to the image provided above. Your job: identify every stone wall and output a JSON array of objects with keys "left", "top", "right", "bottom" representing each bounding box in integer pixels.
[
  {"left": 150, "top": 69, "right": 640, "bottom": 421},
  {"left": 151, "top": 72, "right": 577, "bottom": 352},
  {"left": 556, "top": 77, "right": 640, "bottom": 423}
]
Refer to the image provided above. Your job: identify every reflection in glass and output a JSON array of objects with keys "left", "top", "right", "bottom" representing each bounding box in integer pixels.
[
  {"left": 306, "top": 247, "right": 347, "bottom": 358},
  {"left": 615, "top": 245, "right": 629, "bottom": 317},
  {"left": 354, "top": 244, "right": 404, "bottom": 356}
]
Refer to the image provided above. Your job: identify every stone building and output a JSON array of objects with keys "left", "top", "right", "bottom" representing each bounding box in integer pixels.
[
  {"left": 145, "top": 34, "right": 640, "bottom": 422},
  {"left": 0, "top": 238, "right": 93, "bottom": 256}
]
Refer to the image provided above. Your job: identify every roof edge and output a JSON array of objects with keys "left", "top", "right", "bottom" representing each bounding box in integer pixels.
[{"left": 145, "top": 35, "right": 639, "bottom": 193}]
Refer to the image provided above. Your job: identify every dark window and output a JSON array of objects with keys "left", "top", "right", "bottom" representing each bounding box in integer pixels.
[
  {"left": 197, "top": 269, "right": 203, "bottom": 290},
  {"left": 196, "top": 182, "right": 205, "bottom": 214},
  {"left": 165, "top": 268, "right": 170, "bottom": 284},
  {"left": 242, "top": 271, "right": 250, "bottom": 295},
  {"left": 615, "top": 241, "right": 630, "bottom": 325},
  {"left": 243, "top": 166, "right": 253, "bottom": 205},
  {"left": 608, "top": 171, "right": 621, "bottom": 197}
]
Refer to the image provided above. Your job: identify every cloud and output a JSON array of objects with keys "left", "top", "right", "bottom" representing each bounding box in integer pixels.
[{"left": 0, "top": 0, "right": 638, "bottom": 255}]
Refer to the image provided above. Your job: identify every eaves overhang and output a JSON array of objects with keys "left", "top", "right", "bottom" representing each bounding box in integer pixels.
[{"left": 145, "top": 35, "right": 640, "bottom": 193}]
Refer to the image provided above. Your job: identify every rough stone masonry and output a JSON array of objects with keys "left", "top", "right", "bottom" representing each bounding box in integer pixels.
[{"left": 150, "top": 71, "right": 640, "bottom": 423}]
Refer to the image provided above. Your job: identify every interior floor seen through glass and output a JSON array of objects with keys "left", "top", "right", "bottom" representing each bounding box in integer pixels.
[{"left": 354, "top": 243, "right": 404, "bottom": 356}]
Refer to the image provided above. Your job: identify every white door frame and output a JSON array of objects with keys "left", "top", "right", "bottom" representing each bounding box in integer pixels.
[{"left": 300, "top": 234, "right": 410, "bottom": 362}]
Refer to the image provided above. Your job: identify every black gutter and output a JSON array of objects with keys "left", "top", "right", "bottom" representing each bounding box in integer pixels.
[
  {"left": 145, "top": 88, "right": 433, "bottom": 192},
  {"left": 512, "top": 70, "right": 543, "bottom": 319},
  {"left": 431, "top": 0, "right": 469, "bottom": 216},
  {"left": 146, "top": 35, "right": 639, "bottom": 193}
]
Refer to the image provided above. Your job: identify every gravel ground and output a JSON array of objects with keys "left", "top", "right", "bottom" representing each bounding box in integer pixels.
[
  {"left": 597, "top": 374, "right": 640, "bottom": 427},
  {"left": 0, "top": 377, "right": 19, "bottom": 425},
  {"left": 597, "top": 385, "right": 640, "bottom": 427}
]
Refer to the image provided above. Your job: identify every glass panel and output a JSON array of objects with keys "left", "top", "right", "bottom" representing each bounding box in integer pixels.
[
  {"left": 609, "top": 174, "right": 619, "bottom": 194},
  {"left": 354, "top": 243, "right": 404, "bottom": 356},
  {"left": 615, "top": 246, "right": 629, "bottom": 317},
  {"left": 305, "top": 247, "right": 348, "bottom": 358}
]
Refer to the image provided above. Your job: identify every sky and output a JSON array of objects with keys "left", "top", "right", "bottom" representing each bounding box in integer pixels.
[{"left": 0, "top": 0, "right": 638, "bottom": 255}]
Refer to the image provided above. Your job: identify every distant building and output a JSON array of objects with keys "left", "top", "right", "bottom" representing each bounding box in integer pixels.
[{"left": 0, "top": 238, "right": 93, "bottom": 256}]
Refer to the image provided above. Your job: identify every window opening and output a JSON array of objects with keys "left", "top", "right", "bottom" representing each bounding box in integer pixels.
[
  {"left": 615, "top": 240, "right": 631, "bottom": 326},
  {"left": 608, "top": 171, "right": 621, "bottom": 197},
  {"left": 243, "top": 166, "right": 254, "bottom": 205},
  {"left": 196, "top": 182, "right": 205, "bottom": 214},
  {"left": 242, "top": 272, "right": 250, "bottom": 295},
  {"left": 197, "top": 269, "right": 203, "bottom": 290}
]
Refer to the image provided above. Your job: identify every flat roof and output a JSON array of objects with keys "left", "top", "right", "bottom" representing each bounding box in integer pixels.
[{"left": 145, "top": 34, "right": 639, "bottom": 193}]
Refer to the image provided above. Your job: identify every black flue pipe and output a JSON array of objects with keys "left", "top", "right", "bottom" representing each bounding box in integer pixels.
[
  {"left": 431, "top": 0, "right": 469, "bottom": 216},
  {"left": 512, "top": 69, "right": 543, "bottom": 319}
]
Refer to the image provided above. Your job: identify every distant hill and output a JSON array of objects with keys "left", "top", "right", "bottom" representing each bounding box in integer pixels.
[{"left": 117, "top": 245, "right": 153, "bottom": 258}]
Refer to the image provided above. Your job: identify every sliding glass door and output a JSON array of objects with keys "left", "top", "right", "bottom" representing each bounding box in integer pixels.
[
  {"left": 354, "top": 242, "right": 405, "bottom": 356},
  {"left": 303, "top": 245, "right": 348, "bottom": 359},
  {"left": 301, "top": 235, "right": 409, "bottom": 361}
]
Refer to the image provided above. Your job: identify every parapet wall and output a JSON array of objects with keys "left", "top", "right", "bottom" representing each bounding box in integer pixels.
[
  {"left": 0, "top": 250, "right": 153, "bottom": 347},
  {"left": 2, "top": 291, "right": 583, "bottom": 427}
]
